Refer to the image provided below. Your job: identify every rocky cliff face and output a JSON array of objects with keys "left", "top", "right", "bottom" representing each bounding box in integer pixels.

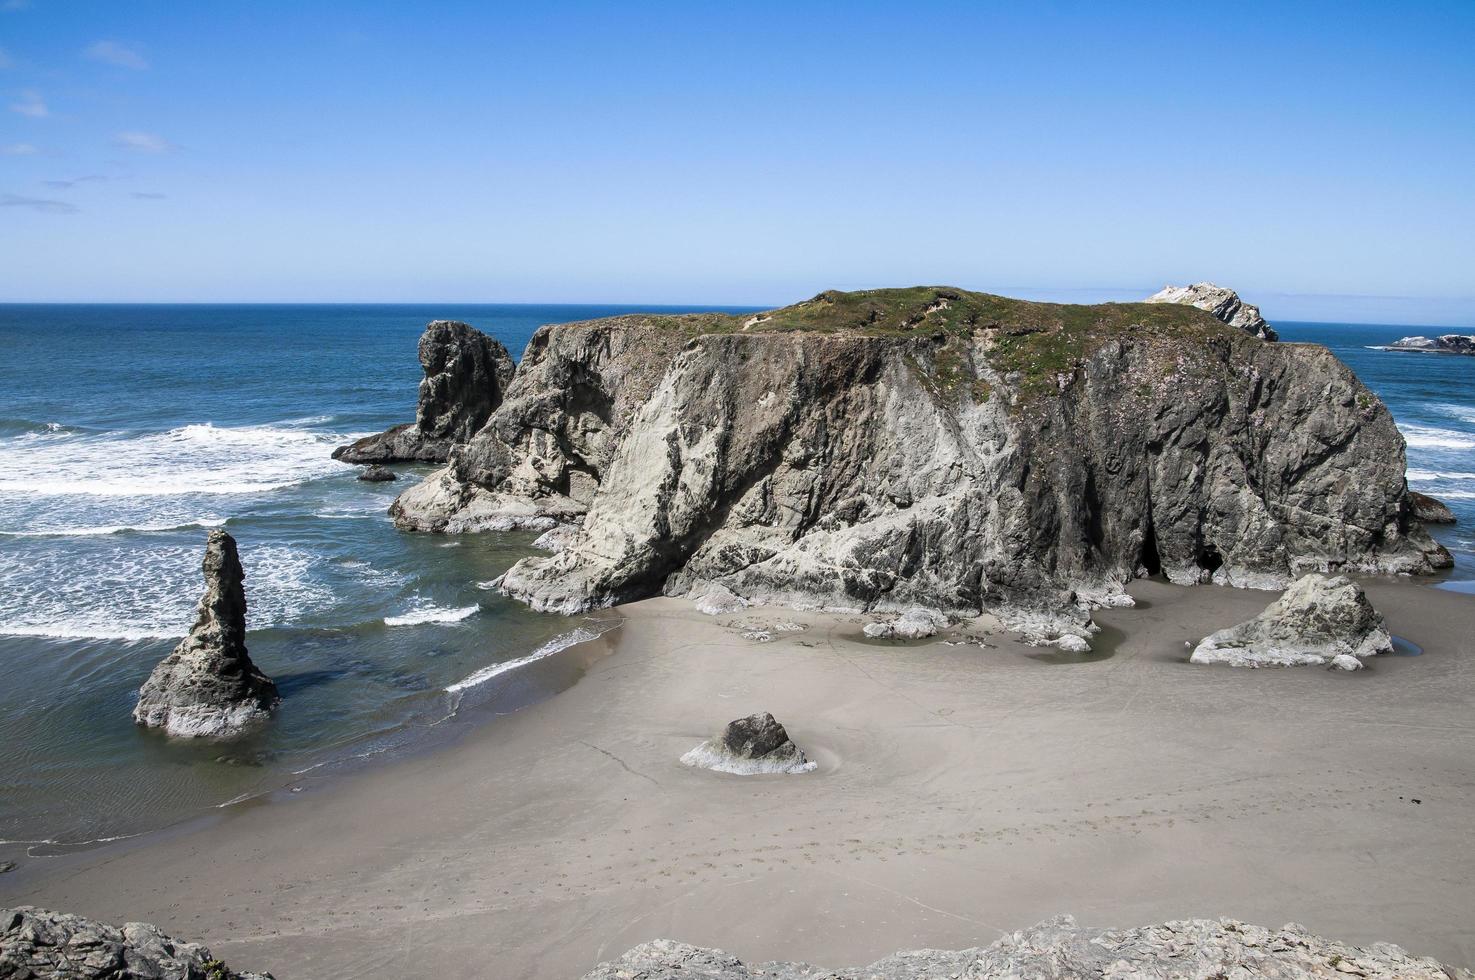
[
  {"left": 133, "top": 530, "right": 279, "bottom": 737},
  {"left": 1146, "top": 282, "right": 1277, "bottom": 341},
  {"left": 391, "top": 287, "right": 1447, "bottom": 642},
  {"left": 334, "top": 320, "right": 515, "bottom": 464}
]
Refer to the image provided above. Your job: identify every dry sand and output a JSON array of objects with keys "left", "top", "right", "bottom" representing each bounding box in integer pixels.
[{"left": 3, "top": 578, "right": 1473, "bottom": 979}]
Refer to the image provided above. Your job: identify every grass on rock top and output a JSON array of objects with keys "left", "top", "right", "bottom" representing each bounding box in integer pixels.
[{"left": 555, "top": 286, "right": 1249, "bottom": 401}]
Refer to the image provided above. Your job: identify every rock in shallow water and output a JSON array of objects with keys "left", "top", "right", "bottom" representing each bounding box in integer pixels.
[
  {"left": 581, "top": 914, "right": 1472, "bottom": 980},
  {"left": 681, "top": 712, "right": 815, "bottom": 775},
  {"left": 356, "top": 464, "right": 397, "bottom": 482},
  {"left": 133, "top": 530, "right": 279, "bottom": 737},
  {"left": 0, "top": 906, "right": 274, "bottom": 980},
  {"left": 1190, "top": 573, "right": 1393, "bottom": 668},
  {"left": 1409, "top": 490, "right": 1456, "bottom": 524}
]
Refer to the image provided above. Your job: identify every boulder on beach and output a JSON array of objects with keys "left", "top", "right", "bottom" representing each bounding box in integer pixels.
[
  {"left": 1145, "top": 282, "right": 1277, "bottom": 341},
  {"left": 357, "top": 464, "right": 397, "bottom": 482},
  {"left": 680, "top": 712, "right": 815, "bottom": 775},
  {"left": 1409, "top": 490, "right": 1456, "bottom": 523},
  {"left": 1189, "top": 573, "right": 1393, "bottom": 668},
  {"left": 691, "top": 583, "right": 747, "bottom": 616},
  {"left": 0, "top": 905, "right": 274, "bottom": 980},
  {"left": 862, "top": 607, "right": 947, "bottom": 640},
  {"left": 133, "top": 530, "right": 279, "bottom": 737},
  {"left": 581, "top": 914, "right": 1471, "bottom": 980},
  {"left": 334, "top": 319, "right": 515, "bottom": 464}
]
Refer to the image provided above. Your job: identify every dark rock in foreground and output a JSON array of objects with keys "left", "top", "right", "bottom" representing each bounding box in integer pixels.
[
  {"left": 1, "top": 906, "right": 273, "bottom": 980},
  {"left": 1190, "top": 573, "right": 1393, "bottom": 669},
  {"left": 334, "top": 320, "right": 515, "bottom": 464},
  {"left": 1409, "top": 489, "right": 1456, "bottom": 523},
  {"left": 1145, "top": 281, "right": 1277, "bottom": 341},
  {"left": 681, "top": 712, "right": 815, "bottom": 775},
  {"left": 1385, "top": 334, "right": 1475, "bottom": 355},
  {"left": 582, "top": 914, "right": 1471, "bottom": 979},
  {"left": 133, "top": 531, "right": 279, "bottom": 737},
  {"left": 356, "top": 464, "right": 397, "bottom": 482}
]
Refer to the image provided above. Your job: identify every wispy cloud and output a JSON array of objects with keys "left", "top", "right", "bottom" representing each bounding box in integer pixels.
[
  {"left": 9, "top": 88, "right": 47, "bottom": 117},
  {"left": 85, "top": 40, "right": 148, "bottom": 70},
  {"left": 131, "top": 191, "right": 167, "bottom": 200},
  {"left": 2, "top": 0, "right": 32, "bottom": 11},
  {"left": 113, "top": 130, "right": 172, "bottom": 153},
  {"left": 41, "top": 175, "right": 107, "bottom": 189},
  {"left": 1, "top": 193, "right": 78, "bottom": 214},
  {"left": 0, "top": 45, "right": 14, "bottom": 69},
  {"left": 2, "top": 142, "right": 37, "bottom": 155}
]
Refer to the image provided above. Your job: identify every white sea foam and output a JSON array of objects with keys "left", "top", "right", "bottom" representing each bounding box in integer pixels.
[
  {"left": 445, "top": 627, "right": 601, "bottom": 694},
  {"left": 384, "top": 604, "right": 480, "bottom": 627},
  {"left": 0, "top": 518, "right": 227, "bottom": 538},
  {"left": 1398, "top": 424, "right": 1475, "bottom": 451},
  {"left": 1407, "top": 468, "right": 1475, "bottom": 482},
  {"left": 1431, "top": 490, "right": 1475, "bottom": 500}
]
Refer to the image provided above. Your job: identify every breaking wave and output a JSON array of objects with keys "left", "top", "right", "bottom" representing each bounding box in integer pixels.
[
  {"left": 1398, "top": 424, "right": 1475, "bottom": 451},
  {"left": 383, "top": 604, "right": 480, "bottom": 627},
  {"left": 445, "top": 627, "right": 600, "bottom": 694}
]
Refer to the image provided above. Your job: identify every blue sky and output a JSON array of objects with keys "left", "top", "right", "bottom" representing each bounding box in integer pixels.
[{"left": 1, "top": 1, "right": 1472, "bottom": 323}]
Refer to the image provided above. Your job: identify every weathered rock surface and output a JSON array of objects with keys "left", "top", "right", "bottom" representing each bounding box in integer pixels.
[
  {"left": 1190, "top": 573, "right": 1394, "bottom": 668},
  {"left": 692, "top": 583, "right": 747, "bottom": 616},
  {"left": 133, "top": 531, "right": 279, "bottom": 737},
  {"left": 356, "top": 464, "right": 397, "bottom": 482},
  {"left": 389, "top": 287, "right": 1446, "bottom": 636},
  {"left": 862, "top": 607, "right": 948, "bottom": 640},
  {"left": 1, "top": 906, "right": 273, "bottom": 980},
  {"left": 581, "top": 915, "right": 1472, "bottom": 979},
  {"left": 1385, "top": 334, "right": 1475, "bottom": 355},
  {"left": 1409, "top": 489, "right": 1456, "bottom": 523},
  {"left": 334, "top": 320, "right": 515, "bottom": 464},
  {"left": 681, "top": 712, "right": 815, "bottom": 775},
  {"left": 1145, "top": 282, "right": 1277, "bottom": 341}
]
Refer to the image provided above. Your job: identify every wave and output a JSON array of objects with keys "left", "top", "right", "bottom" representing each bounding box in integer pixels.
[
  {"left": 1431, "top": 490, "right": 1475, "bottom": 500},
  {"left": 1407, "top": 468, "right": 1475, "bottom": 482},
  {"left": 0, "top": 518, "right": 227, "bottom": 539},
  {"left": 445, "top": 627, "right": 600, "bottom": 694},
  {"left": 1398, "top": 424, "right": 1475, "bottom": 451},
  {"left": 0, "top": 623, "right": 177, "bottom": 641},
  {"left": 0, "top": 418, "right": 85, "bottom": 439},
  {"left": 384, "top": 604, "right": 479, "bottom": 627}
]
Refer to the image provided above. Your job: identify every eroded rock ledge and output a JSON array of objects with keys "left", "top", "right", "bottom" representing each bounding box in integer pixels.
[
  {"left": 390, "top": 286, "right": 1447, "bottom": 641},
  {"left": 581, "top": 915, "right": 1472, "bottom": 980},
  {"left": 1, "top": 906, "right": 273, "bottom": 979}
]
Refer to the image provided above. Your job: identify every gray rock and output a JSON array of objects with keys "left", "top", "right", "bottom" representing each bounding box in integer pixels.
[
  {"left": 1190, "top": 573, "right": 1394, "bottom": 668},
  {"left": 1385, "top": 334, "right": 1475, "bottom": 355},
  {"left": 386, "top": 288, "right": 1446, "bottom": 638},
  {"left": 692, "top": 583, "right": 746, "bottom": 616},
  {"left": 356, "top": 464, "right": 397, "bottom": 482},
  {"left": 0, "top": 906, "right": 273, "bottom": 980},
  {"left": 133, "top": 531, "right": 279, "bottom": 737},
  {"left": 681, "top": 712, "right": 815, "bottom": 775},
  {"left": 1409, "top": 489, "right": 1456, "bottom": 523},
  {"left": 530, "top": 522, "right": 581, "bottom": 553},
  {"left": 0, "top": 862, "right": 14, "bottom": 874},
  {"left": 581, "top": 915, "right": 1472, "bottom": 979},
  {"left": 862, "top": 607, "right": 947, "bottom": 640},
  {"left": 334, "top": 320, "right": 515, "bottom": 464},
  {"left": 1145, "top": 282, "right": 1277, "bottom": 341}
]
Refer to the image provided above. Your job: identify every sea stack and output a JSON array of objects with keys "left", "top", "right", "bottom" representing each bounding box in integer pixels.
[
  {"left": 681, "top": 713, "right": 816, "bottom": 775},
  {"left": 334, "top": 319, "right": 516, "bottom": 464},
  {"left": 133, "top": 530, "right": 279, "bottom": 737},
  {"left": 1144, "top": 282, "right": 1277, "bottom": 341},
  {"left": 1189, "top": 573, "right": 1394, "bottom": 669}
]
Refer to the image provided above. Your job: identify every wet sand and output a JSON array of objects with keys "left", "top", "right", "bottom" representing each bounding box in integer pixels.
[{"left": 3, "top": 578, "right": 1473, "bottom": 978}]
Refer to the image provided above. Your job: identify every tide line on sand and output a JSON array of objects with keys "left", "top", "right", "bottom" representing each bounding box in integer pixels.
[{"left": 445, "top": 627, "right": 602, "bottom": 694}]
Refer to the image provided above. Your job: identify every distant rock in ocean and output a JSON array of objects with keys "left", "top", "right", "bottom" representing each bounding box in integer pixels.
[
  {"left": 333, "top": 319, "right": 515, "bottom": 464},
  {"left": 681, "top": 712, "right": 815, "bottom": 775},
  {"left": 1, "top": 905, "right": 274, "bottom": 980},
  {"left": 1384, "top": 334, "right": 1475, "bottom": 355},
  {"left": 388, "top": 286, "right": 1446, "bottom": 643},
  {"left": 1409, "top": 489, "right": 1456, "bottom": 523},
  {"left": 1144, "top": 282, "right": 1277, "bottom": 340},
  {"left": 133, "top": 530, "right": 279, "bottom": 737},
  {"left": 1190, "top": 573, "right": 1393, "bottom": 668},
  {"left": 356, "top": 464, "right": 397, "bottom": 482},
  {"left": 582, "top": 914, "right": 1472, "bottom": 980}
]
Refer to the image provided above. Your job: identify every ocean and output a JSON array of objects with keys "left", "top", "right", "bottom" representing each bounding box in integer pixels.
[{"left": 0, "top": 306, "right": 1471, "bottom": 852}]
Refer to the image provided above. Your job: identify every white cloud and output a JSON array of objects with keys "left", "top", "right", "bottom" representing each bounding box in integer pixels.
[
  {"left": 113, "top": 130, "right": 173, "bottom": 153},
  {"left": 2, "top": 142, "right": 37, "bottom": 155},
  {"left": 9, "top": 88, "right": 46, "bottom": 117},
  {"left": 85, "top": 40, "right": 148, "bottom": 70}
]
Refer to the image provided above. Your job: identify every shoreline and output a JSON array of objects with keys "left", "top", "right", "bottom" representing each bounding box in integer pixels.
[{"left": 3, "top": 575, "right": 1473, "bottom": 979}]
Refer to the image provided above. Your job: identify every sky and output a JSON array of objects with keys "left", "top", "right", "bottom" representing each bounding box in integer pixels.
[{"left": 0, "top": 1, "right": 1472, "bottom": 324}]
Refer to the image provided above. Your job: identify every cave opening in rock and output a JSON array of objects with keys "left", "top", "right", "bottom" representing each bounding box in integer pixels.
[
  {"left": 1199, "top": 544, "right": 1224, "bottom": 575},
  {"left": 1139, "top": 514, "right": 1162, "bottom": 577}
]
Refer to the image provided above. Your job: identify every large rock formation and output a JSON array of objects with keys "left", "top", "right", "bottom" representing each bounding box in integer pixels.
[
  {"left": 581, "top": 915, "right": 1472, "bottom": 979},
  {"left": 1409, "top": 490, "right": 1456, "bottom": 523},
  {"left": 1190, "top": 573, "right": 1394, "bottom": 668},
  {"left": 134, "top": 530, "right": 279, "bottom": 737},
  {"left": 1, "top": 906, "right": 273, "bottom": 980},
  {"left": 390, "top": 287, "right": 1447, "bottom": 642},
  {"left": 1385, "top": 334, "right": 1475, "bottom": 355},
  {"left": 681, "top": 712, "right": 815, "bottom": 775},
  {"left": 1146, "top": 282, "right": 1277, "bottom": 341},
  {"left": 333, "top": 320, "right": 515, "bottom": 464}
]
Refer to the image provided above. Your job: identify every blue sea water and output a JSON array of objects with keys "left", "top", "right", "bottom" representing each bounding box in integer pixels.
[{"left": 0, "top": 307, "right": 1470, "bottom": 849}]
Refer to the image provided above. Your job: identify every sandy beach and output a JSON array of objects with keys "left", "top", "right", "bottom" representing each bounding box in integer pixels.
[{"left": 3, "top": 577, "right": 1473, "bottom": 979}]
